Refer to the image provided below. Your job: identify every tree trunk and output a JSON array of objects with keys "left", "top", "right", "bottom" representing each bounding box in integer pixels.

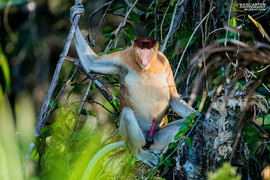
[{"left": 170, "top": 85, "right": 255, "bottom": 179}]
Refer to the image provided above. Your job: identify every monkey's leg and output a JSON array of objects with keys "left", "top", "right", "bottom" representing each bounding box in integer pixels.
[
  {"left": 149, "top": 119, "right": 185, "bottom": 151},
  {"left": 119, "top": 107, "right": 158, "bottom": 167}
]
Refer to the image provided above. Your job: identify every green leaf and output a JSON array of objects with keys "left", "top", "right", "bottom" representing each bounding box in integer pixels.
[
  {"left": 101, "top": 34, "right": 115, "bottom": 51},
  {"left": 112, "top": 98, "right": 121, "bottom": 112},
  {"left": 173, "top": 31, "right": 198, "bottom": 57},
  {"left": 237, "top": 82, "right": 243, "bottom": 89},
  {"left": 174, "top": 123, "right": 190, "bottom": 140},
  {"left": 179, "top": 123, "right": 190, "bottom": 133},
  {"left": 49, "top": 100, "right": 58, "bottom": 110},
  {"left": 108, "top": 48, "right": 124, "bottom": 54},
  {"left": 229, "top": 17, "right": 237, "bottom": 28},
  {"left": 40, "top": 125, "right": 52, "bottom": 138},
  {"left": 122, "top": 33, "right": 132, "bottom": 46},
  {"left": 110, "top": 2, "right": 125, "bottom": 12},
  {"left": 91, "top": 83, "right": 96, "bottom": 91},
  {"left": 0, "top": 46, "right": 11, "bottom": 92},
  {"left": 135, "top": 2, "right": 148, "bottom": 12},
  {"left": 80, "top": 108, "right": 97, "bottom": 117},
  {"left": 129, "top": 12, "right": 140, "bottom": 22},
  {"left": 124, "top": 23, "right": 135, "bottom": 40},
  {"left": 131, "top": 157, "right": 137, "bottom": 165},
  {"left": 213, "top": 75, "right": 224, "bottom": 84},
  {"left": 104, "top": 33, "right": 115, "bottom": 40},
  {"left": 169, "top": 142, "right": 177, "bottom": 149},
  {"left": 170, "top": 0, "right": 176, "bottom": 6},
  {"left": 67, "top": 65, "right": 76, "bottom": 80},
  {"left": 149, "top": 24, "right": 161, "bottom": 37},
  {"left": 102, "top": 26, "right": 118, "bottom": 35},
  {"left": 229, "top": 17, "right": 237, "bottom": 37},
  {"left": 208, "top": 162, "right": 241, "bottom": 180},
  {"left": 185, "top": 137, "right": 193, "bottom": 155}
]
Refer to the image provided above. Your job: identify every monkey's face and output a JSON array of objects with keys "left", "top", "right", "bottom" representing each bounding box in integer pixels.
[{"left": 134, "top": 38, "right": 158, "bottom": 70}]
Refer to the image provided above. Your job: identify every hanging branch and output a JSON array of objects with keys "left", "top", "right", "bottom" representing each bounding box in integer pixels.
[
  {"left": 35, "top": 0, "right": 82, "bottom": 138},
  {"left": 73, "top": 80, "right": 93, "bottom": 132},
  {"left": 171, "top": 0, "right": 187, "bottom": 33},
  {"left": 160, "top": 0, "right": 172, "bottom": 42},
  {"left": 88, "top": 0, "right": 114, "bottom": 46},
  {"left": 159, "top": 0, "right": 184, "bottom": 53},
  {"left": 173, "top": 7, "right": 215, "bottom": 78}
]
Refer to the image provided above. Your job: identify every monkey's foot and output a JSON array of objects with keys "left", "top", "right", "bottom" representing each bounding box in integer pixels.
[
  {"left": 147, "top": 150, "right": 162, "bottom": 156},
  {"left": 136, "top": 150, "right": 158, "bottom": 167}
]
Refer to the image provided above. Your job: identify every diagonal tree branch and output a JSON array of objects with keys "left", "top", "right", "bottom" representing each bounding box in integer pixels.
[
  {"left": 66, "top": 56, "right": 120, "bottom": 112},
  {"left": 35, "top": 0, "right": 82, "bottom": 137},
  {"left": 26, "top": 0, "right": 83, "bottom": 161}
]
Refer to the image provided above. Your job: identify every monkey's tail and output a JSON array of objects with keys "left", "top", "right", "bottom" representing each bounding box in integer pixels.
[{"left": 81, "top": 141, "right": 125, "bottom": 180}]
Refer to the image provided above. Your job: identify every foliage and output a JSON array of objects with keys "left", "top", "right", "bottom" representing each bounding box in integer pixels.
[
  {"left": 0, "top": 0, "right": 270, "bottom": 179},
  {"left": 207, "top": 162, "right": 241, "bottom": 180},
  {"left": 0, "top": 89, "right": 36, "bottom": 179},
  {"left": 0, "top": 45, "right": 10, "bottom": 92}
]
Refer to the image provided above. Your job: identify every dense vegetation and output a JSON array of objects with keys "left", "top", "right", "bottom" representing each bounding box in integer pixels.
[{"left": 0, "top": 0, "right": 270, "bottom": 179}]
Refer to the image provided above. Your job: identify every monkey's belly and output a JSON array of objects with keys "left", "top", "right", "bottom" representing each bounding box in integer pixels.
[{"left": 125, "top": 72, "right": 170, "bottom": 123}]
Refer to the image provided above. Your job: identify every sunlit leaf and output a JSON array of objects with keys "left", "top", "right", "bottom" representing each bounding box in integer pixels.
[
  {"left": 49, "top": 99, "right": 58, "bottom": 110},
  {"left": 81, "top": 108, "right": 97, "bottom": 117},
  {"left": 112, "top": 98, "right": 121, "bottom": 112},
  {"left": 0, "top": 46, "right": 11, "bottom": 92},
  {"left": 129, "top": 12, "right": 140, "bottom": 22},
  {"left": 248, "top": 15, "right": 265, "bottom": 38},
  {"left": 229, "top": 17, "right": 237, "bottom": 28},
  {"left": 174, "top": 123, "right": 190, "bottom": 140},
  {"left": 208, "top": 162, "right": 241, "bottom": 180},
  {"left": 122, "top": 33, "right": 132, "bottom": 46},
  {"left": 102, "top": 26, "right": 118, "bottom": 35},
  {"left": 108, "top": 47, "right": 124, "bottom": 54},
  {"left": 229, "top": 17, "right": 237, "bottom": 36}
]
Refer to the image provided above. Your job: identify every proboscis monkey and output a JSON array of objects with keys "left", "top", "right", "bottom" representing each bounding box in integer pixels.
[{"left": 70, "top": 4, "right": 199, "bottom": 167}]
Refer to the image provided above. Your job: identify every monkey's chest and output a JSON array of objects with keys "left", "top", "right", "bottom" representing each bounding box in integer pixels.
[{"left": 122, "top": 72, "right": 170, "bottom": 121}]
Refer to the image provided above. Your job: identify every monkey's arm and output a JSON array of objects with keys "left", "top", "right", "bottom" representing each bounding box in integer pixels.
[
  {"left": 166, "top": 64, "right": 199, "bottom": 118},
  {"left": 70, "top": 4, "right": 122, "bottom": 76},
  {"left": 170, "top": 94, "right": 199, "bottom": 117}
]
